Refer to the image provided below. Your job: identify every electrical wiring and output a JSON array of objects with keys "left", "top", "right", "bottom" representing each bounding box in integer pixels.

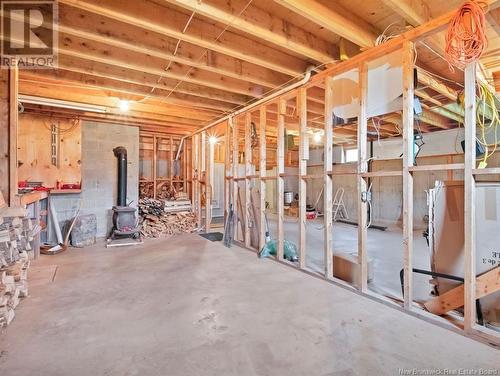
[
  {"left": 375, "top": 22, "right": 404, "bottom": 46},
  {"left": 160, "top": 0, "right": 255, "bottom": 105},
  {"left": 474, "top": 81, "right": 499, "bottom": 166},
  {"left": 445, "top": 1, "right": 488, "bottom": 70},
  {"left": 135, "top": 9, "right": 197, "bottom": 104}
]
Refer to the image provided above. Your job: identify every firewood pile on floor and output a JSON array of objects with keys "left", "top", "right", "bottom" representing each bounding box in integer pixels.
[
  {"left": 0, "top": 216, "right": 36, "bottom": 327},
  {"left": 139, "top": 181, "right": 177, "bottom": 200},
  {"left": 139, "top": 181, "right": 154, "bottom": 199},
  {"left": 138, "top": 198, "right": 197, "bottom": 238}
]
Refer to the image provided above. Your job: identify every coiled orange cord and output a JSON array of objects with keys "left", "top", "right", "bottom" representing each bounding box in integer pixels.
[{"left": 445, "top": 1, "right": 488, "bottom": 70}]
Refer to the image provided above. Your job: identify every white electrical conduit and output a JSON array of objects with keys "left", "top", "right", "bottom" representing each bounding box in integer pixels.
[{"left": 174, "top": 66, "right": 316, "bottom": 161}]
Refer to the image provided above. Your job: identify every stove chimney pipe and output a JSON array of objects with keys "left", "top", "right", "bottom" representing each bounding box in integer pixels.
[{"left": 113, "top": 146, "right": 127, "bottom": 207}]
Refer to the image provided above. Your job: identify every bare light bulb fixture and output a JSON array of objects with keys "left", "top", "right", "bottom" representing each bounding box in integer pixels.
[
  {"left": 313, "top": 133, "right": 322, "bottom": 143},
  {"left": 208, "top": 136, "right": 218, "bottom": 145},
  {"left": 119, "top": 100, "right": 130, "bottom": 112}
]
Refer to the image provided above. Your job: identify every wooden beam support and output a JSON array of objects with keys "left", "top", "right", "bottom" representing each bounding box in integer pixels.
[
  {"left": 424, "top": 267, "right": 500, "bottom": 316},
  {"left": 55, "top": 21, "right": 290, "bottom": 88},
  {"left": 224, "top": 120, "right": 231, "bottom": 226},
  {"left": 164, "top": 0, "right": 338, "bottom": 63},
  {"left": 381, "top": 0, "right": 431, "bottom": 26},
  {"left": 464, "top": 63, "right": 477, "bottom": 332},
  {"left": 59, "top": 0, "right": 308, "bottom": 76},
  {"left": 298, "top": 88, "right": 307, "bottom": 269},
  {"left": 259, "top": 106, "right": 267, "bottom": 251},
  {"left": 357, "top": 62, "right": 368, "bottom": 292},
  {"left": 244, "top": 112, "right": 252, "bottom": 248},
  {"left": 402, "top": 41, "right": 415, "bottom": 310},
  {"left": 273, "top": 0, "right": 377, "bottom": 48},
  {"left": 8, "top": 64, "right": 18, "bottom": 206},
  {"left": 206, "top": 135, "right": 213, "bottom": 233},
  {"left": 324, "top": 76, "right": 334, "bottom": 279},
  {"left": 277, "top": 99, "right": 286, "bottom": 261},
  {"left": 231, "top": 116, "right": 240, "bottom": 242},
  {"left": 192, "top": 134, "right": 200, "bottom": 227},
  {"left": 200, "top": 132, "right": 206, "bottom": 229}
]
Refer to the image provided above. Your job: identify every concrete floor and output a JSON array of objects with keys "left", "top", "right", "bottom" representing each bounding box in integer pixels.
[
  {"left": 0, "top": 234, "right": 498, "bottom": 375},
  {"left": 267, "top": 218, "right": 433, "bottom": 301}
]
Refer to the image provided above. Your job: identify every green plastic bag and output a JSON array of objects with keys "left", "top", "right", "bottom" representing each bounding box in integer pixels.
[{"left": 258, "top": 239, "right": 298, "bottom": 262}]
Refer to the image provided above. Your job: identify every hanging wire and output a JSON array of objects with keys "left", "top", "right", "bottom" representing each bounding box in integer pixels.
[
  {"left": 135, "top": 9, "right": 197, "bottom": 104},
  {"left": 160, "top": 0, "right": 255, "bottom": 105}
]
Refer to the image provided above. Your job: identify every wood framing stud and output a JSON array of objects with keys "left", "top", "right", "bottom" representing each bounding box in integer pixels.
[
  {"left": 357, "top": 62, "right": 368, "bottom": 292},
  {"left": 324, "top": 76, "right": 334, "bottom": 279},
  {"left": 298, "top": 88, "right": 307, "bottom": 269},
  {"left": 231, "top": 117, "right": 239, "bottom": 241},
  {"left": 464, "top": 63, "right": 477, "bottom": 332},
  {"left": 277, "top": 99, "right": 286, "bottom": 261},
  {"left": 402, "top": 41, "right": 415, "bottom": 310},
  {"left": 244, "top": 113, "right": 252, "bottom": 248},
  {"left": 9, "top": 64, "right": 19, "bottom": 206},
  {"left": 259, "top": 106, "right": 267, "bottom": 251}
]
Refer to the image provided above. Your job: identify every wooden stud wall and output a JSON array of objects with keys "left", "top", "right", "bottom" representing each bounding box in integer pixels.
[{"left": 187, "top": 16, "right": 500, "bottom": 346}]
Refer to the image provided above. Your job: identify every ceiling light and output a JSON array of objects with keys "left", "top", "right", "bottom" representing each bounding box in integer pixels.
[
  {"left": 119, "top": 100, "right": 130, "bottom": 112},
  {"left": 19, "top": 95, "right": 107, "bottom": 113},
  {"left": 208, "top": 136, "right": 218, "bottom": 145},
  {"left": 313, "top": 133, "right": 322, "bottom": 143}
]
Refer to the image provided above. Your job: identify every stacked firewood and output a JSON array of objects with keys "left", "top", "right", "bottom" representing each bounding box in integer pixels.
[
  {"left": 0, "top": 256, "right": 29, "bottom": 327},
  {"left": 138, "top": 198, "right": 197, "bottom": 238},
  {"left": 156, "top": 181, "right": 176, "bottom": 200},
  {"left": 139, "top": 181, "right": 154, "bottom": 199},
  {"left": 139, "top": 181, "right": 177, "bottom": 200},
  {"left": 0, "top": 215, "right": 34, "bottom": 327}
]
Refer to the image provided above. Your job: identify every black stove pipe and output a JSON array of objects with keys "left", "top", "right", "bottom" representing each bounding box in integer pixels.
[{"left": 113, "top": 146, "right": 127, "bottom": 207}]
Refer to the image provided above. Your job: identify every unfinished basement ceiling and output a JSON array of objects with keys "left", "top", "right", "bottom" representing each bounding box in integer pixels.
[{"left": 18, "top": 0, "right": 500, "bottom": 137}]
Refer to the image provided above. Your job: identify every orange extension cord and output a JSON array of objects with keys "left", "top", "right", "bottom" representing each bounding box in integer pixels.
[{"left": 445, "top": 1, "right": 488, "bottom": 70}]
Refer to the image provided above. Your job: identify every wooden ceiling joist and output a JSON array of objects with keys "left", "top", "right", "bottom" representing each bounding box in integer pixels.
[
  {"left": 58, "top": 40, "right": 261, "bottom": 99},
  {"left": 163, "top": 0, "right": 339, "bottom": 63},
  {"left": 273, "top": 0, "right": 378, "bottom": 48},
  {"left": 381, "top": 0, "right": 431, "bottom": 26},
  {"left": 54, "top": 60, "right": 248, "bottom": 107},
  {"left": 56, "top": 23, "right": 291, "bottom": 88},
  {"left": 58, "top": 0, "right": 310, "bottom": 76}
]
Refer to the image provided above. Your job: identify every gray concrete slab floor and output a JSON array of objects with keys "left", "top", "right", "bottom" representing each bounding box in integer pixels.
[{"left": 0, "top": 234, "right": 498, "bottom": 376}]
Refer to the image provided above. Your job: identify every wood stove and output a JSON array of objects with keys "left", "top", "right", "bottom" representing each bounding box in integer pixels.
[{"left": 107, "top": 146, "right": 141, "bottom": 244}]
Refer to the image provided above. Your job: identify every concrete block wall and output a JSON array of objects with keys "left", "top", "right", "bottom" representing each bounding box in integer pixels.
[{"left": 81, "top": 121, "right": 139, "bottom": 238}]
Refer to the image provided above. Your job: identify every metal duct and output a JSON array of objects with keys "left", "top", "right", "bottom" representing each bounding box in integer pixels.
[{"left": 113, "top": 146, "right": 128, "bottom": 207}]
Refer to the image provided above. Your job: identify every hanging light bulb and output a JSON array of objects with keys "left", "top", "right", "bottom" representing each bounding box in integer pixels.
[
  {"left": 119, "top": 100, "right": 130, "bottom": 112},
  {"left": 209, "top": 136, "right": 218, "bottom": 145},
  {"left": 313, "top": 133, "right": 322, "bottom": 143}
]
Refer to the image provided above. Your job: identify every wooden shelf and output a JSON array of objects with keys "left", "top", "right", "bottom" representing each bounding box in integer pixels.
[{"left": 50, "top": 189, "right": 82, "bottom": 195}]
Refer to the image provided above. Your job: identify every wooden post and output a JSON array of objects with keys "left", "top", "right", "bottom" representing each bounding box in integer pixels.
[
  {"left": 224, "top": 120, "right": 231, "bottom": 226},
  {"left": 33, "top": 200, "right": 41, "bottom": 259},
  {"left": 259, "top": 106, "right": 267, "bottom": 251},
  {"left": 8, "top": 65, "right": 18, "bottom": 206},
  {"left": 200, "top": 132, "right": 205, "bottom": 230},
  {"left": 357, "top": 62, "right": 368, "bottom": 291},
  {"left": 232, "top": 116, "right": 239, "bottom": 241},
  {"left": 298, "top": 88, "right": 308, "bottom": 269},
  {"left": 206, "top": 134, "right": 213, "bottom": 233},
  {"left": 244, "top": 112, "right": 252, "bottom": 248},
  {"left": 153, "top": 136, "right": 157, "bottom": 199},
  {"left": 192, "top": 134, "right": 199, "bottom": 226},
  {"left": 464, "top": 62, "right": 477, "bottom": 331},
  {"left": 277, "top": 99, "right": 286, "bottom": 260},
  {"left": 170, "top": 136, "right": 174, "bottom": 182},
  {"left": 1, "top": 65, "right": 19, "bottom": 205},
  {"left": 402, "top": 41, "right": 415, "bottom": 310},
  {"left": 324, "top": 76, "right": 334, "bottom": 279}
]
